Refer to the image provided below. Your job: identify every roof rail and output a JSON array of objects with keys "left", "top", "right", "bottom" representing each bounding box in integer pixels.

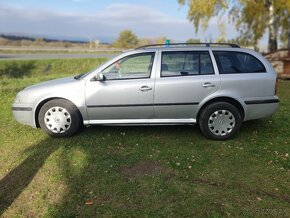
[{"left": 135, "top": 42, "right": 240, "bottom": 49}]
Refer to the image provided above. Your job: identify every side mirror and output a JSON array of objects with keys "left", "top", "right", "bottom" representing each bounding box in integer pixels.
[{"left": 95, "top": 73, "right": 105, "bottom": 81}]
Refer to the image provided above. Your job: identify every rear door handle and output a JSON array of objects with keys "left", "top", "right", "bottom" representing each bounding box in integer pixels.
[
  {"left": 139, "top": 86, "right": 152, "bottom": 92},
  {"left": 203, "top": 82, "right": 215, "bottom": 88}
]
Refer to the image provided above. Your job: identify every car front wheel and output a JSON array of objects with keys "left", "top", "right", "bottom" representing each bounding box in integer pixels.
[
  {"left": 199, "top": 102, "right": 242, "bottom": 140},
  {"left": 38, "top": 99, "right": 82, "bottom": 137}
]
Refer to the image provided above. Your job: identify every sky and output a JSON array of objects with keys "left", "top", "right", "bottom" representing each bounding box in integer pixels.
[{"left": 0, "top": 0, "right": 239, "bottom": 42}]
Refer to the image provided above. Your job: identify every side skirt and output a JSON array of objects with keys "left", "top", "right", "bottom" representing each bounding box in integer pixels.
[{"left": 83, "top": 119, "right": 196, "bottom": 126}]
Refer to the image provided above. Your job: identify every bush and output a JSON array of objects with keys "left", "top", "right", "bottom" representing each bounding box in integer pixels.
[
  {"left": 113, "top": 30, "right": 139, "bottom": 49},
  {"left": 0, "top": 61, "right": 35, "bottom": 78}
]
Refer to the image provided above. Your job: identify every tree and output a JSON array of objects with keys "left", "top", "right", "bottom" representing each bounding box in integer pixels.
[
  {"left": 138, "top": 38, "right": 154, "bottom": 46},
  {"left": 113, "top": 30, "right": 139, "bottom": 49},
  {"left": 230, "top": 0, "right": 279, "bottom": 51},
  {"left": 186, "top": 38, "right": 201, "bottom": 43},
  {"left": 178, "top": 0, "right": 290, "bottom": 52},
  {"left": 155, "top": 36, "right": 168, "bottom": 44},
  {"left": 278, "top": 0, "right": 290, "bottom": 49}
]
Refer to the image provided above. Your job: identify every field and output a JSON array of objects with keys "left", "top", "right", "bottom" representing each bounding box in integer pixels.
[
  {"left": 0, "top": 48, "right": 121, "bottom": 54},
  {"left": 0, "top": 59, "right": 289, "bottom": 217}
]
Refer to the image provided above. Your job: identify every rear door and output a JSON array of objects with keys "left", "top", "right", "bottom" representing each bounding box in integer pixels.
[{"left": 153, "top": 50, "right": 220, "bottom": 119}]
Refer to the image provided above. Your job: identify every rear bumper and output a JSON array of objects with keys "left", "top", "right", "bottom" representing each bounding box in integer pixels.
[
  {"left": 243, "top": 97, "right": 279, "bottom": 121},
  {"left": 12, "top": 103, "right": 36, "bottom": 127}
]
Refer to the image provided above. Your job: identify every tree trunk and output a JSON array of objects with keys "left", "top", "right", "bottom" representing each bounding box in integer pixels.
[
  {"left": 268, "top": 1, "right": 278, "bottom": 52},
  {"left": 287, "top": 29, "right": 290, "bottom": 49}
]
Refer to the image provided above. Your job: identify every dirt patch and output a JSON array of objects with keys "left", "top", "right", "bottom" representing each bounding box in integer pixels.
[
  {"left": 120, "top": 161, "right": 165, "bottom": 179},
  {"left": 191, "top": 178, "right": 224, "bottom": 187}
]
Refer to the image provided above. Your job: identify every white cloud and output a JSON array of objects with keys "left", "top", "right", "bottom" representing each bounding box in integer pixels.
[{"left": 0, "top": 3, "right": 238, "bottom": 42}]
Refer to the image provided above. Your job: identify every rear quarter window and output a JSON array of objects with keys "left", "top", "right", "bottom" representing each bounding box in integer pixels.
[{"left": 213, "top": 51, "right": 266, "bottom": 74}]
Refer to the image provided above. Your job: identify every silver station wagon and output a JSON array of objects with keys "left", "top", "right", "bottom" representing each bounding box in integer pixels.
[{"left": 12, "top": 43, "right": 279, "bottom": 140}]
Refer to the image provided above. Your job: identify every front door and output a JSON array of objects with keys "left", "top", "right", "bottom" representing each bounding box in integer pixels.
[{"left": 85, "top": 52, "right": 156, "bottom": 121}]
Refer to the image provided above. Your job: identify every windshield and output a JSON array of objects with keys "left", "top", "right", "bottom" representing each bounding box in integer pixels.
[{"left": 73, "top": 61, "right": 109, "bottom": 80}]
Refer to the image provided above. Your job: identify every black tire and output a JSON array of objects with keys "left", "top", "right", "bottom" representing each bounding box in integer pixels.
[
  {"left": 38, "top": 99, "right": 82, "bottom": 137},
  {"left": 199, "top": 102, "right": 242, "bottom": 140}
]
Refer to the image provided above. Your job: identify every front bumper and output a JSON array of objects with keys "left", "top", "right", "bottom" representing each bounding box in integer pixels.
[{"left": 12, "top": 103, "right": 36, "bottom": 128}]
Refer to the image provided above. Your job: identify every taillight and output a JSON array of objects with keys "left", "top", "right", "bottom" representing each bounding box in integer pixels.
[{"left": 275, "top": 78, "right": 278, "bottom": 95}]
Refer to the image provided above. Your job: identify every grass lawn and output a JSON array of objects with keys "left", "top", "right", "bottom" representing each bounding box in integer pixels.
[{"left": 0, "top": 59, "right": 289, "bottom": 217}]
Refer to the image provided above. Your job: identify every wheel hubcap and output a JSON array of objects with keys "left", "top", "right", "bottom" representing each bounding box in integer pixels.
[
  {"left": 44, "top": 106, "right": 71, "bottom": 133},
  {"left": 208, "top": 110, "right": 235, "bottom": 136}
]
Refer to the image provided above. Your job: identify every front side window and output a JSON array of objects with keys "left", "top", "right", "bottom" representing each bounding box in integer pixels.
[
  {"left": 161, "top": 51, "right": 214, "bottom": 77},
  {"left": 213, "top": 51, "right": 266, "bottom": 74},
  {"left": 102, "top": 53, "right": 154, "bottom": 80}
]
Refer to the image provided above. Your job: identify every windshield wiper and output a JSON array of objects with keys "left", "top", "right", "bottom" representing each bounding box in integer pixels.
[{"left": 74, "top": 73, "right": 85, "bottom": 80}]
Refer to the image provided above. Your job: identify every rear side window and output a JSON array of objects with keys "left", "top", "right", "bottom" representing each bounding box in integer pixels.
[
  {"left": 213, "top": 51, "right": 266, "bottom": 74},
  {"left": 161, "top": 51, "right": 214, "bottom": 77}
]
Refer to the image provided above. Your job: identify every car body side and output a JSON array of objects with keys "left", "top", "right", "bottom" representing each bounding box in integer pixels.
[{"left": 12, "top": 47, "right": 279, "bottom": 128}]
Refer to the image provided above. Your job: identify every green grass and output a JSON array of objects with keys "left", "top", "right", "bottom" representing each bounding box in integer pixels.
[
  {"left": 0, "top": 58, "right": 107, "bottom": 79},
  {"left": 0, "top": 59, "right": 289, "bottom": 217}
]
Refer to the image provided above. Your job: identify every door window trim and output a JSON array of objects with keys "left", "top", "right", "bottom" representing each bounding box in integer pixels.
[
  {"left": 160, "top": 51, "right": 215, "bottom": 78},
  {"left": 101, "top": 52, "right": 155, "bottom": 81}
]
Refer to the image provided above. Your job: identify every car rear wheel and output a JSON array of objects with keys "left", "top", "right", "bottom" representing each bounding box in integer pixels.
[
  {"left": 39, "top": 99, "right": 82, "bottom": 137},
  {"left": 199, "top": 102, "right": 242, "bottom": 140}
]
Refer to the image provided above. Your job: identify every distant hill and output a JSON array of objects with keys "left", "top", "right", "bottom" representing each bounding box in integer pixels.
[{"left": 0, "top": 34, "right": 88, "bottom": 44}]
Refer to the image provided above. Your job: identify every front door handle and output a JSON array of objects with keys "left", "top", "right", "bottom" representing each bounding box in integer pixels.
[
  {"left": 139, "top": 86, "right": 152, "bottom": 92},
  {"left": 202, "top": 82, "right": 215, "bottom": 88}
]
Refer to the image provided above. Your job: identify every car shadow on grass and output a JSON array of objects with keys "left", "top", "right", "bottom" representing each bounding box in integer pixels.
[{"left": 0, "top": 139, "right": 60, "bottom": 215}]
